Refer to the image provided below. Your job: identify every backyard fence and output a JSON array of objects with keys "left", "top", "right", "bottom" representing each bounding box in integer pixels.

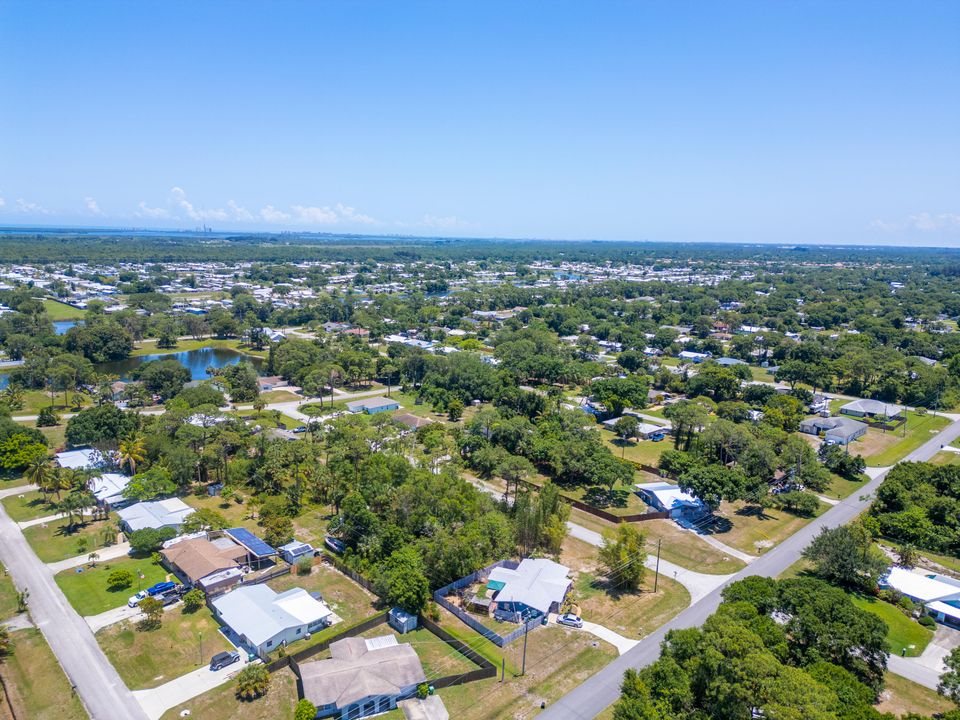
[
  {"left": 419, "top": 615, "right": 499, "bottom": 687},
  {"left": 264, "top": 610, "right": 390, "bottom": 672},
  {"left": 432, "top": 559, "right": 548, "bottom": 647}
]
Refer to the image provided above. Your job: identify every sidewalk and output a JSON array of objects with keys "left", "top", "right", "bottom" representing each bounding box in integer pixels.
[{"left": 47, "top": 542, "right": 131, "bottom": 574}]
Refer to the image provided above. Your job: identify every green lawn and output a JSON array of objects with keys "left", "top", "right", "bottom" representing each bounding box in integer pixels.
[
  {"left": 573, "top": 570, "right": 690, "bottom": 640},
  {"left": 268, "top": 561, "right": 380, "bottom": 627},
  {"left": 17, "top": 388, "right": 91, "bottom": 415},
  {"left": 131, "top": 337, "right": 268, "bottom": 359},
  {"left": 0, "top": 629, "right": 88, "bottom": 720},
  {"left": 853, "top": 411, "right": 949, "bottom": 467},
  {"left": 258, "top": 389, "right": 301, "bottom": 403},
  {"left": 712, "top": 499, "right": 827, "bottom": 556},
  {"left": 825, "top": 472, "right": 868, "bottom": 500},
  {"left": 42, "top": 298, "right": 86, "bottom": 321},
  {"left": 930, "top": 450, "right": 960, "bottom": 466},
  {"left": 36, "top": 421, "right": 68, "bottom": 450},
  {"left": 55, "top": 555, "right": 173, "bottom": 616},
  {"left": 159, "top": 667, "right": 300, "bottom": 720},
  {"left": 558, "top": 479, "right": 652, "bottom": 517},
  {"left": 2, "top": 489, "right": 60, "bottom": 522},
  {"left": 97, "top": 607, "right": 232, "bottom": 689},
  {"left": 184, "top": 491, "right": 259, "bottom": 532},
  {"left": 22, "top": 514, "right": 119, "bottom": 563},
  {"left": 599, "top": 428, "right": 666, "bottom": 467},
  {"left": 850, "top": 595, "right": 932, "bottom": 657},
  {"left": 0, "top": 567, "right": 21, "bottom": 620},
  {"left": 877, "top": 671, "right": 955, "bottom": 716}
]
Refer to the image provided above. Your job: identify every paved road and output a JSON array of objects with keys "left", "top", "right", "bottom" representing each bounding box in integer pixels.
[
  {"left": 0, "top": 503, "right": 149, "bottom": 720},
  {"left": 537, "top": 416, "right": 960, "bottom": 720}
]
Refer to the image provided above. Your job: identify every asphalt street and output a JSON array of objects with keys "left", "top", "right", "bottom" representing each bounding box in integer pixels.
[
  {"left": 537, "top": 415, "right": 960, "bottom": 720},
  {"left": 0, "top": 503, "right": 149, "bottom": 720}
]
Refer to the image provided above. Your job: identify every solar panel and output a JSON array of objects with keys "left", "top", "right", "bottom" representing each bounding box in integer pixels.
[{"left": 225, "top": 527, "right": 276, "bottom": 558}]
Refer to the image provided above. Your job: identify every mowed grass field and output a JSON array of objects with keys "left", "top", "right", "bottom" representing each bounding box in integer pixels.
[
  {"left": 160, "top": 667, "right": 300, "bottom": 720},
  {"left": 55, "top": 556, "right": 173, "bottom": 616},
  {"left": 42, "top": 298, "right": 86, "bottom": 320},
  {"left": 0, "top": 628, "right": 88, "bottom": 720},
  {"left": 97, "top": 608, "right": 232, "bottom": 689},
  {"left": 850, "top": 594, "right": 933, "bottom": 657}
]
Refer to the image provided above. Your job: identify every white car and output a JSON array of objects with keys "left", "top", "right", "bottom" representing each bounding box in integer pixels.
[
  {"left": 556, "top": 613, "right": 584, "bottom": 629},
  {"left": 127, "top": 591, "right": 148, "bottom": 608}
]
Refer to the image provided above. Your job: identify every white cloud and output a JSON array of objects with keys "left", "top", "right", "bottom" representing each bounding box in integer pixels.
[
  {"left": 421, "top": 214, "right": 466, "bottom": 229},
  {"left": 16, "top": 198, "right": 52, "bottom": 215},
  {"left": 292, "top": 205, "right": 339, "bottom": 224},
  {"left": 259, "top": 205, "right": 291, "bottom": 222},
  {"left": 909, "top": 212, "right": 960, "bottom": 232},
  {"left": 136, "top": 201, "right": 171, "bottom": 219},
  {"left": 0, "top": 195, "right": 5, "bottom": 208},
  {"left": 335, "top": 203, "right": 379, "bottom": 225},
  {"left": 873, "top": 212, "right": 960, "bottom": 233},
  {"left": 170, "top": 186, "right": 227, "bottom": 222},
  {"left": 227, "top": 200, "right": 254, "bottom": 222},
  {"left": 84, "top": 197, "right": 105, "bottom": 216}
]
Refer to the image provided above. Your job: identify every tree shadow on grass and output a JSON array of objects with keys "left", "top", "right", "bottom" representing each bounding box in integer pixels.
[
  {"left": 734, "top": 503, "right": 776, "bottom": 521},
  {"left": 582, "top": 486, "right": 630, "bottom": 509}
]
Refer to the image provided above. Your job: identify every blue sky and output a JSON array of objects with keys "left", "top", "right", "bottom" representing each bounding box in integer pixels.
[{"left": 1, "top": 1, "right": 958, "bottom": 245}]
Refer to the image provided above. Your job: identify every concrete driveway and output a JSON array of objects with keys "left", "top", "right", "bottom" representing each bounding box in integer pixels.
[
  {"left": 132, "top": 652, "right": 253, "bottom": 720},
  {"left": 549, "top": 613, "right": 638, "bottom": 655}
]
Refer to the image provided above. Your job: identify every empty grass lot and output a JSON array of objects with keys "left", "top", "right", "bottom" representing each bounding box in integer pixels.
[
  {"left": 438, "top": 625, "right": 617, "bottom": 720},
  {"left": 55, "top": 556, "right": 173, "bottom": 616},
  {"left": 97, "top": 607, "right": 232, "bottom": 689},
  {"left": 0, "top": 629, "right": 88, "bottom": 720},
  {"left": 0, "top": 569, "right": 20, "bottom": 620},
  {"left": 709, "top": 499, "right": 826, "bottom": 556},
  {"left": 160, "top": 667, "right": 300, "bottom": 720},
  {"left": 184, "top": 492, "right": 259, "bottom": 531},
  {"left": 2, "top": 489, "right": 60, "bottom": 523},
  {"left": 573, "top": 567, "right": 689, "bottom": 640},
  {"left": 22, "top": 514, "right": 119, "bottom": 563},
  {"left": 41, "top": 298, "right": 86, "bottom": 321},
  {"left": 825, "top": 471, "right": 869, "bottom": 500},
  {"left": 850, "top": 594, "right": 932, "bottom": 657},
  {"left": 876, "top": 672, "right": 955, "bottom": 716},
  {"left": 600, "top": 429, "right": 667, "bottom": 467}
]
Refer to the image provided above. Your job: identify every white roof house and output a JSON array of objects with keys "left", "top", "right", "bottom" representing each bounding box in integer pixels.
[
  {"left": 881, "top": 566, "right": 960, "bottom": 625},
  {"left": 211, "top": 584, "right": 332, "bottom": 655},
  {"left": 117, "top": 498, "right": 195, "bottom": 532},
  {"left": 55, "top": 447, "right": 105, "bottom": 470},
  {"left": 89, "top": 473, "right": 132, "bottom": 506},
  {"left": 488, "top": 558, "right": 571, "bottom": 617},
  {"left": 635, "top": 481, "right": 707, "bottom": 518}
]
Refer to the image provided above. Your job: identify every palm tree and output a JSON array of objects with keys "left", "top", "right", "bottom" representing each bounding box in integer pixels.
[
  {"left": 26, "top": 456, "right": 54, "bottom": 499},
  {"left": 118, "top": 435, "right": 146, "bottom": 475},
  {"left": 234, "top": 664, "right": 270, "bottom": 700}
]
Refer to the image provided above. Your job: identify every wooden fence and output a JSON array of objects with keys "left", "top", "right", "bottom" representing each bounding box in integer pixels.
[
  {"left": 419, "top": 615, "right": 499, "bottom": 687},
  {"left": 264, "top": 611, "right": 390, "bottom": 672}
]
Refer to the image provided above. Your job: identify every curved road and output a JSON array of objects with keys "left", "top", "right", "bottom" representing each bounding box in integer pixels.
[{"left": 537, "top": 417, "right": 960, "bottom": 720}]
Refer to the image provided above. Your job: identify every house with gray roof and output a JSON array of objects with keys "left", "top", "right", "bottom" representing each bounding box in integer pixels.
[
  {"left": 116, "top": 497, "right": 195, "bottom": 533},
  {"left": 799, "top": 416, "right": 867, "bottom": 445},
  {"left": 840, "top": 399, "right": 905, "bottom": 420},
  {"left": 211, "top": 584, "right": 332, "bottom": 657},
  {"left": 488, "top": 558, "right": 571, "bottom": 621},
  {"left": 296, "top": 634, "right": 426, "bottom": 719},
  {"left": 346, "top": 396, "right": 401, "bottom": 415}
]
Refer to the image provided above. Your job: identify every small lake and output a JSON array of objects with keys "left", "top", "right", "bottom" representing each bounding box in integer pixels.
[
  {"left": 54, "top": 320, "right": 82, "bottom": 335},
  {"left": 98, "top": 347, "right": 264, "bottom": 381}
]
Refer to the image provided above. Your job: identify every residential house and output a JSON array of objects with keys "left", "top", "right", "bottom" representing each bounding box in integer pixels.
[
  {"left": 488, "top": 558, "right": 571, "bottom": 621},
  {"left": 160, "top": 535, "right": 248, "bottom": 591},
  {"left": 55, "top": 447, "right": 107, "bottom": 471},
  {"left": 880, "top": 566, "right": 960, "bottom": 626},
  {"left": 346, "top": 397, "right": 401, "bottom": 415},
  {"left": 211, "top": 584, "right": 333, "bottom": 657},
  {"left": 678, "top": 350, "right": 711, "bottom": 363},
  {"left": 117, "top": 498, "right": 195, "bottom": 533},
  {"left": 635, "top": 481, "right": 708, "bottom": 519},
  {"left": 840, "top": 399, "right": 905, "bottom": 420},
  {"left": 799, "top": 416, "right": 868, "bottom": 445},
  {"left": 392, "top": 413, "right": 432, "bottom": 431},
  {"left": 296, "top": 635, "right": 427, "bottom": 719},
  {"left": 88, "top": 473, "right": 132, "bottom": 508}
]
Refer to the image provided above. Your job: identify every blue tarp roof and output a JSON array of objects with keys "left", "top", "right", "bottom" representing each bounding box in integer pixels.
[{"left": 225, "top": 527, "right": 276, "bottom": 558}]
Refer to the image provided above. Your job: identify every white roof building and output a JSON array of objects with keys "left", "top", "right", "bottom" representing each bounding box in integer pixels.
[
  {"left": 635, "top": 481, "right": 707, "bottom": 518},
  {"left": 488, "top": 558, "right": 571, "bottom": 617},
  {"left": 89, "top": 473, "right": 132, "bottom": 506},
  {"left": 211, "top": 585, "right": 332, "bottom": 655},
  {"left": 117, "top": 498, "right": 195, "bottom": 532},
  {"left": 55, "top": 447, "right": 105, "bottom": 470},
  {"left": 881, "top": 566, "right": 960, "bottom": 625}
]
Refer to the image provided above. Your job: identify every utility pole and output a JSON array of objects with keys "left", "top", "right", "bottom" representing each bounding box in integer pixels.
[
  {"left": 521, "top": 616, "right": 529, "bottom": 676},
  {"left": 199, "top": 631, "right": 203, "bottom": 664},
  {"left": 654, "top": 538, "right": 662, "bottom": 593}
]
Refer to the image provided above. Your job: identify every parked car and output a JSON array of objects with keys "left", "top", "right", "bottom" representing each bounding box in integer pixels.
[
  {"left": 209, "top": 650, "right": 241, "bottom": 671},
  {"left": 292, "top": 426, "right": 307, "bottom": 433},
  {"left": 127, "top": 590, "right": 148, "bottom": 608},
  {"left": 157, "top": 591, "right": 182, "bottom": 607},
  {"left": 324, "top": 536, "right": 345, "bottom": 554},
  {"left": 147, "top": 581, "right": 176, "bottom": 596},
  {"left": 556, "top": 613, "right": 584, "bottom": 629}
]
